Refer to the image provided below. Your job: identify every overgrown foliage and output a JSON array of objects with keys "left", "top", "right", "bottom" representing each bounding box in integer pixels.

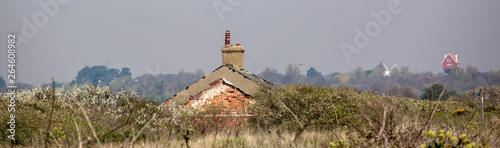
[
  {"left": 249, "top": 85, "right": 358, "bottom": 130},
  {"left": 71, "top": 65, "right": 132, "bottom": 86},
  {"left": 249, "top": 84, "right": 500, "bottom": 147},
  {"left": 421, "top": 83, "right": 458, "bottom": 101},
  {"left": 0, "top": 83, "right": 166, "bottom": 146},
  {"left": 0, "top": 76, "right": 5, "bottom": 88},
  {"left": 450, "top": 85, "right": 500, "bottom": 114},
  {"left": 1, "top": 83, "right": 499, "bottom": 147}
]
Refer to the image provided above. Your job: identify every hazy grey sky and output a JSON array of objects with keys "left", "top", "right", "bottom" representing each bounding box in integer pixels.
[{"left": 1, "top": 0, "right": 500, "bottom": 84}]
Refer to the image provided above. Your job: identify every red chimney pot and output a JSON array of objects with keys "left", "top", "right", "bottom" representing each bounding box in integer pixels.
[{"left": 225, "top": 30, "right": 230, "bottom": 45}]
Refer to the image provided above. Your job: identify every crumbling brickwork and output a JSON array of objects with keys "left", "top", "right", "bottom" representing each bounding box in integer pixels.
[{"left": 184, "top": 79, "right": 253, "bottom": 114}]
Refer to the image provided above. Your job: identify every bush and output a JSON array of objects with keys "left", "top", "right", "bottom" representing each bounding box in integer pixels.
[
  {"left": 249, "top": 85, "right": 359, "bottom": 130},
  {"left": 0, "top": 83, "right": 167, "bottom": 146},
  {"left": 451, "top": 86, "right": 500, "bottom": 106},
  {"left": 2, "top": 83, "right": 499, "bottom": 147}
]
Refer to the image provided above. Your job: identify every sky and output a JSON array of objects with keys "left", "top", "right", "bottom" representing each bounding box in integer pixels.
[{"left": 1, "top": 0, "right": 500, "bottom": 84}]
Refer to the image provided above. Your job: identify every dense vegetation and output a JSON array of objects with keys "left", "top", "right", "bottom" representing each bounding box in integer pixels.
[
  {"left": 0, "top": 84, "right": 165, "bottom": 147},
  {"left": 250, "top": 85, "right": 500, "bottom": 147},
  {"left": 1, "top": 84, "right": 499, "bottom": 147},
  {"left": 71, "top": 65, "right": 132, "bottom": 86},
  {"left": 2, "top": 64, "right": 499, "bottom": 102},
  {"left": 0, "top": 76, "right": 5, "bottom": 88},
  {"left": 1, "top": 64, "right": 499, "bottom": 147},
  {"left": 129, "top": 64, "right": 500, "bottom": 101}
]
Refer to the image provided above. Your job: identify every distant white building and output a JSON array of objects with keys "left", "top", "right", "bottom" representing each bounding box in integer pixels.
[{"left": 381, "top": 61, "right": 398, "bottom": 77}]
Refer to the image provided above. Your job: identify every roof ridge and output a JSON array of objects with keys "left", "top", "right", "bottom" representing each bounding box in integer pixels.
[
  {"left": 441, "top": 53, "right": 460, "bottom": 64},
  {"left": 172, "top": 65, "right": 276, "bottom": 98},
  {"left": 225, "top": 66, "right": 277, "bottom": 90}
]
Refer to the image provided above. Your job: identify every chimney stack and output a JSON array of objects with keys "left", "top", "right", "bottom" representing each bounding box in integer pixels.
[
  {"left": 225, "top": 30, "right": 230, "bottom": 45},
  {"left": 221, "top": 30, "right": 245, "bottom": 70},
  {"left": 455, "top": 53, "right": 458, "bottom": 61}
]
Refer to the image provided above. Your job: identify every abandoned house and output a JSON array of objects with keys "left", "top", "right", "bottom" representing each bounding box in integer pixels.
[{"left": 165, "top": 30, "right": 276, "bottom": 115}]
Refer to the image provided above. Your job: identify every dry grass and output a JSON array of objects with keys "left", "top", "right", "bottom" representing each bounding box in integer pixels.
[
  {"left": 2, "top": 130, "right": 341, "bottom": 148},
  {"left": 91, "top": 130, "right": 342, "bottom": 148},
  {"left": 1, "top": 84, "right": 499, "bottom": 147}
]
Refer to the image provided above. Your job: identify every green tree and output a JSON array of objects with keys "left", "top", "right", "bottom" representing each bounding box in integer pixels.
[
  {"left": 391, "top": 67, "right": 401, "bottom": 78},
  {"left": 421, "top": 83, "right": 457, "bottom": 101},
  {"left": 330, "top": 72, "right": 340, "bottom": 77},
  {"left": 451, "top": 85, "right": 500, "bottom": 106},
  {"left": 306, "top": 67, "right": 321, "bottom": 78},
  {"left": 398, "top": 65, "right": 411, "bottom": 78},
  {"left": 367, "top": 63, "right": 385, "bottom": 78},
  {"left": 350, "top": 67, "right": 366, "bottom": 79},
  {"left": 0, "top": 76, "right": 6, "bottom": 87},
  {"left": 71, "top": 65, "right": 131, "bottom": 86},
  {"left": 109, "top": 76, "right": 134, "bottom": 91},
  {"left": 400, "top": 66, "right": 410, "bottom": 74},
  {"left": 446, "top": 67, "right": 476, "bottom": 91},
  {"left": 118, "top": 67, "right": 132, "bottom": 78},
  {"left": 250, "top": 85, "right": 357, "bottom": 130},
  {"left": 387, "top": 85, "right": 418, "bottom": 99},
  {"left": 447, "top": 67, "right": 467, "bottom": 78}
]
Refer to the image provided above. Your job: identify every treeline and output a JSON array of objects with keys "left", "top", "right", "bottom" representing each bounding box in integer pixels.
[
  {"left": 259, "top": 63, "right": 500, "bottom": 99},
  {"left": 3, "top": 82, "right": 499, "bottom": 147},
  {"left": 67, "top": 66, "right": 205, "bottom": 102},
  {"left": 119, "top": 69, "right": 205, "bottom": 102},
  {"left": 1, "top": 64, "right": 499, "bottom": 102}
]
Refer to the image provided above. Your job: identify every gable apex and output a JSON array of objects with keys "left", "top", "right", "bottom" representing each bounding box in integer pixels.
[
  {"left": 167, "top": 65, "right": 276, "bottom": 107},
  {"left": 441, "top": 53, "right": 460, "bottom": 64}
]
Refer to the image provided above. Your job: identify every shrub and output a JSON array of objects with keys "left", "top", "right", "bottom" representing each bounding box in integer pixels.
[
  {"left": 249, "top": 85, "right": 358, "bottom": 131},
  {"left": 0, "top": 83, "right": 167, "bottom": 146},
  {"left": 452, "top": 108, "right": 468, "bottom": 116}
]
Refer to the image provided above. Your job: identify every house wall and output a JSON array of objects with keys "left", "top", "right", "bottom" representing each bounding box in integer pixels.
[
  {"left": 442, "top": 55, "right": 458, "bottom": 69},
  {"left": 170, "top": 66, "right": 262, "bottom": 106},
  {"left": 184, "top": 79, "right": 253, "bottom": 113}
]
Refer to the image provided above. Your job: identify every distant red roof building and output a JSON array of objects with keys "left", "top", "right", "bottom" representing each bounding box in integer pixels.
[{"left": 442, "top": 53, "right": 460, "bottom": 74}]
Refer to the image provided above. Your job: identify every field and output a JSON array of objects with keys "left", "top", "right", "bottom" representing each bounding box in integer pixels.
[{"left": 1, "top": 84, "right": 499, "bottom": 147}]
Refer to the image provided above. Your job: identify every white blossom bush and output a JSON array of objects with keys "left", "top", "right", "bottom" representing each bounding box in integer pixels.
[{"left": 0, "top": 83, "right": 168, "bottom": 145}]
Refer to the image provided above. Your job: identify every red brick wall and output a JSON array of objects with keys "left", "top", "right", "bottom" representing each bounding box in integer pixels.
[{"left": 184, "top": 79, "right": 253, "bottom": 114}]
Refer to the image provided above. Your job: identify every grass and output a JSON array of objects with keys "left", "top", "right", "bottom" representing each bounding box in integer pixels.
[
  {"left": 44, "top": 130, "right": 342, "bottom": 148},
  {"left": 0, "top": 84, "right": 499, "bottom": 147}
]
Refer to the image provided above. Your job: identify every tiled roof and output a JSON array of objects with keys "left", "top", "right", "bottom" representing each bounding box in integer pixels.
[
  {"left": 448, "top": 54, "right": 460, "bottom": 63},
  {"left": 166, "top": 65, "right": 276, "bottom": 107},
  {"left": 224, "top": 65, "right": 276, "bottom": 90},
  {"left": 441, "top": 53, "right": 460, "bottom": 64}
]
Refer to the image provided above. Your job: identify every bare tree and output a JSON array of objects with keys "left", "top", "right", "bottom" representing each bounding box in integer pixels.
[{"left": 285, "top": 64, "right": 302, "bottom": 84}]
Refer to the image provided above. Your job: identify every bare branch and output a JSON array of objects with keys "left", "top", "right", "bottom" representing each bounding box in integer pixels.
[
  {"left": 378, "top": 105, "right": 387, "bottom": 137},
  {"left": 49, "top": 131, "right": 61, "bottom": 148},
  {"left": 130, "top": 113, "right": 157, "bottom": 148},
  {"left": 73, "top": 119, "right": 82, "bottom": 148},
  {"left": 278, "top": 99, "right": 304, "bottom": 129},
  {"left": 79, "top": 105, "right": 102, "bottom": 147},
  {"left": 45, "top": 78, "right": 56, "bottom": 148},
  {"left": 415, "top": 83, "right": 447, "bottom": 146}
]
